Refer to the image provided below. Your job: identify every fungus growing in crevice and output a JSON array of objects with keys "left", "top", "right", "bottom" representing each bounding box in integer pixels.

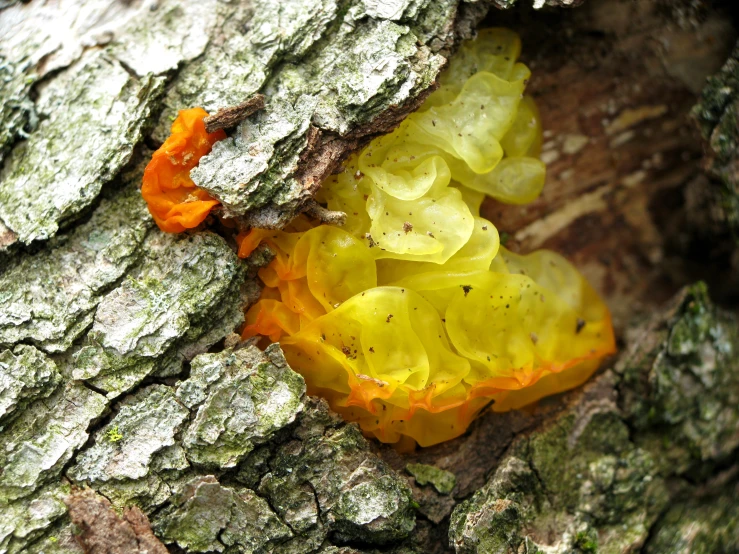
[
  {"left": 143, "top": 29, "right": 616, "bottom": 448},
  {"left": 141, "top": 107, "right": 225, "bottom": 233}
]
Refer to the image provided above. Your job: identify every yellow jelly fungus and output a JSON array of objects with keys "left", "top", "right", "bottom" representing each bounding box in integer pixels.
[
  {"left": 142, "top": 108, "right": 226, "bottom": 233},
  {"left": 236, "top": 28, "right": 616, "bottom": 447}
]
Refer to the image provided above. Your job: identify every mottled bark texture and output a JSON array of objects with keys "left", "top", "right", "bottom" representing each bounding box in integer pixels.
[
  {"left": 0, "top": 0, "right": 738, "bottom": 553},
  {"left": 65, "top": 489, "right": 168, "bottom": 554}
]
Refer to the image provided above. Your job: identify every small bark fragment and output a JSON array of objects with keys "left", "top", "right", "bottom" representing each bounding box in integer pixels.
[
  {"left": 304, "top": 199, "right": 347, "bottom": 226},
  {"left": 203, "top": 94, "right": 266, "bottom": 134},
  {"left": 65, "top": 488, "right": 168, "bottom": 554}
]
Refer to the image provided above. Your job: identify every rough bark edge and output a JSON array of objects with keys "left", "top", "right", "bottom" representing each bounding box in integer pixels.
[
  {"left": 296, "top": 83, "right": 439, "bottom": 198},
  {"left": 204, "top": 94, "right": 266, "bottom": 134}
]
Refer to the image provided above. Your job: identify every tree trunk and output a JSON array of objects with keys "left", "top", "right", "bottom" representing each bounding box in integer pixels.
[{"left": 0, "top": 0, "right": 737, "bottom": 553}]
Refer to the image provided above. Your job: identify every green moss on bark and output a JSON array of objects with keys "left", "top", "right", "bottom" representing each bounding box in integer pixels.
[{"left": 451, "top": 284, "right": 738, "bottom": 553}]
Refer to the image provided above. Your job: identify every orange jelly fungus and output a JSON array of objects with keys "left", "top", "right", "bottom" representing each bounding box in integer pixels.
[{"left": 141, "top": 108, "right": 226, "bottom": 233}]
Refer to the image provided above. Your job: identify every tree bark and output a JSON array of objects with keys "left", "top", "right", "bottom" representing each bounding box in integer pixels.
[{"left": 0, "top": 0, "right": 737, "bottom": 553}]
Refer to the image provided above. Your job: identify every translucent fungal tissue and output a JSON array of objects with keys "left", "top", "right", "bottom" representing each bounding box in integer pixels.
[
  {"left": 237, "top": 29, "right": 616, "bottom": 447},
  {"left": 142, "top": 108, "right": 226, "bottom": 233},
  {"left": 140, "top": 29, "right": 614, "bottom": 447}
]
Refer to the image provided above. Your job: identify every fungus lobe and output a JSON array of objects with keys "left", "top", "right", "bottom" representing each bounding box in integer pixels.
[{"left": 141, "top": 107, "right": 225, "bottom": 233}]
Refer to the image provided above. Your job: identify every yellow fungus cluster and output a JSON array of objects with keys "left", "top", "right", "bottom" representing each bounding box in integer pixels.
[{"left": 237, "top": 28, "right": 615, "bottom": 447}]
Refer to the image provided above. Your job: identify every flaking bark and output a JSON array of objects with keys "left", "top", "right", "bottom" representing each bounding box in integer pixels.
[
  {"left": 65, "top": 489, "right": 168, "bottom": 554},
  {"left": 204, "top": 94, "right": 267, "bottom": 134}
]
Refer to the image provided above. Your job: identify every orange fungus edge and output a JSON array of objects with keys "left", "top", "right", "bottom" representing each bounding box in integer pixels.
[{"left": 141, "top": 107, "right": 226, "bottom": 233}]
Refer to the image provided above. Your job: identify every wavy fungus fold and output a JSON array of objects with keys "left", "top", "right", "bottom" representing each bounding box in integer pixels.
[
  {"left": 236, "top": 29, "right": 615, "bottom": 447},
  {"left": 142, "top": 29, "right": 615, "bottom": 447}
]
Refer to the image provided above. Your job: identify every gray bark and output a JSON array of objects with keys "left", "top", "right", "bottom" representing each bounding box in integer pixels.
[{"left": 0, "top": 0, "right": 737, "bottom": 553}]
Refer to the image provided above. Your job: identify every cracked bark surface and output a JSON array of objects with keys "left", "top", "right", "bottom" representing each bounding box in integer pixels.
[{"left": 0, "top": 0, "right": 738, "bottom": 553}]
